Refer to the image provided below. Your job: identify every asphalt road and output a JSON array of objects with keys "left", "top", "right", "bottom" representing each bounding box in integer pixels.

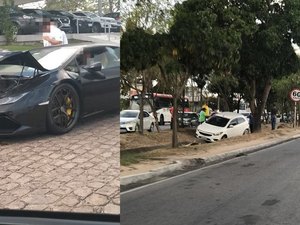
[{"left": 121, "top": 139, "right": 300, "bottom": 225}]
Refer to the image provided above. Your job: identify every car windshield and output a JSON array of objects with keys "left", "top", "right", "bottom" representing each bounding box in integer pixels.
[
  {"left": 120, "top": 111, "right": 138, "bottom": 118},
  {"left": 206, "top": 116, "right": 230, "bottom": 127},
  {"left": 30, "top": 47, "right": 79, "bottom": 70},
  {"left": 73, "top": 12, "right": 86, "bottom": 17}
]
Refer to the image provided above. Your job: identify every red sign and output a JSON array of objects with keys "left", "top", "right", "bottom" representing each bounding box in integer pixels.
[{"left": 290, "top": 88, "right": 300, "bottom": 102}]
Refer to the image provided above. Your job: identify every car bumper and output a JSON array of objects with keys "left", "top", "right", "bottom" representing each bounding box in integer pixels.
[
  {"left": 120, "top": 123, "right": 136, "bottom": 132},
  {"left": 0, "top": 102, "right": 48, "bottom": 136},
  {"left": 195, "top": 129, "right": 221, "bottom": 142}
]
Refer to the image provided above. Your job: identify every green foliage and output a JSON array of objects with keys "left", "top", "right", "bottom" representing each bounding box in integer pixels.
[
  {"left": 121, "top": 28, "right": 159, "bottom": 72},
  {"left": 230, "top": 0, "right": 300, "bottom": 132},
  {"left": 170, "top": 0, "right": 251, "bottom": 77},
  {"left": 272, "top": 73, "right": 300, "bottom": 113},
  {"left": 0, "top": 2, "right": 16, "bottom": 44},
  {"left": 122, "top": 0, "right": 177, "bottom": 33},
  {"left": 207, "top": 74, "right": 239, "bottom": 111}
]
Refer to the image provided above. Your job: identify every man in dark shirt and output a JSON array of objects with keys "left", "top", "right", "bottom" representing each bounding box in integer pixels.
[{"left": 271, "top": 104, "right": 277, "bottom": 130}]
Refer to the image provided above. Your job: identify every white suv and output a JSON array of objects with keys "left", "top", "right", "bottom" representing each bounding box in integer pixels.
[{"left": 73, "top": 11, "right": 119, "bottom": 33}]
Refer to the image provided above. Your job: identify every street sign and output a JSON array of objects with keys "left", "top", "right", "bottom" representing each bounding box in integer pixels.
[{"left": 289, "top": 88, "right": 300, "bottom": 102}]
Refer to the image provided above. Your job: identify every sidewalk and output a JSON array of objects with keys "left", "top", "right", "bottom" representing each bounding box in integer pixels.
[{"left": 121, "top": 126, "right": 300, "bottom": 188}]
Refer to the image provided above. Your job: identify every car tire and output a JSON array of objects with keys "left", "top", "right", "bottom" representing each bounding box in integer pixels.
[
  {"left": 12, "top": 23, "right": 20, "bottom": 35},
  {"left": 221, "top": 135, "right": 227, "bottom": 140},
  {"left": 92, "top": 23, "right": 101, "bottom": 33},
  {"left": 243, "top": 129, "right": 250, "bottom": 135},
  {"left": 134, "top": 124, "right": 139, "bottom": 132},
  {"left": 148, "top": 123, "right": 154, "bottom": 132},
  {"left": 159, "top": 115, "right": 165, "bottom": 125},
  {"left": 46, "top": 83, "right": 80, "bottom": 134}
]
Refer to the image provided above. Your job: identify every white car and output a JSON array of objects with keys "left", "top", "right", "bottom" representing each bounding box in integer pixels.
[
  {"left": 73, "top": 11, "right": 120, "bottom": 32},
  {"left": 120, "top": 110, "right": 155, "bottom": 133},
  {"left": 196, "top": 112, "right": 250, "bottom": 142}
]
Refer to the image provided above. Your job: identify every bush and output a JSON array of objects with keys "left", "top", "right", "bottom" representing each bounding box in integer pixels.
[{"left": 0, "top": 4, "right": 16, "bottom": 44}]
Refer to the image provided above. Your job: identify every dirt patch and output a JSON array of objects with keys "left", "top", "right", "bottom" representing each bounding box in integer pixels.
[
  {"left": 121, "top": 123, "right": 300, "bottom": 176},
  {"left": 120, "top": 128, "right": 198, "bottom": 150}
]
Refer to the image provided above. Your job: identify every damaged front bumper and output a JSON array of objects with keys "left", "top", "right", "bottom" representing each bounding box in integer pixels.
[{"left": 0, "top": 100, "right": 48, "bottom": 136}]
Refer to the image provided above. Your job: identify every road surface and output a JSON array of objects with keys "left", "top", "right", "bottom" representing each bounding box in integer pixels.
[{"left": 121, "top": 139, "right": 300, "bottom": 225}]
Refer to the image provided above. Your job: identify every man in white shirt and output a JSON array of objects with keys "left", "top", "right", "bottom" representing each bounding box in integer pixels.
[{"left": 43, "top": 19, "right": 65, "bottom": 46}]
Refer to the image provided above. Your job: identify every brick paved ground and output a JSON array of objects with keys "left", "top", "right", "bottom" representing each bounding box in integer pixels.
[{"left": 0, "top": 113, "right": 119, "bottom": 214}]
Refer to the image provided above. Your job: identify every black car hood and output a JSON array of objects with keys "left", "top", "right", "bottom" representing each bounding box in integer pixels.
[{"left": 0, "top": 51, "right": 48, "bottom": 71}]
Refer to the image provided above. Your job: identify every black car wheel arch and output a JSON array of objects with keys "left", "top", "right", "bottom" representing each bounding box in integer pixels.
[{"left": 46, "top": 83, "right": 80, "bottom": 134}]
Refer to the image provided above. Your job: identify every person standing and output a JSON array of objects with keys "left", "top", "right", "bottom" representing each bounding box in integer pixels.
[
  {"left": 271, "top": 104, "right": 277, "bottom": 130},
  {"left": 199, "top": 107, "right": 206, "bottom": 124},
  {"left": 42, "top": 19, "right": 64, "bottom": 46},
  {"left": 248, "top": 113, "right": 254, "bottom": 133}
]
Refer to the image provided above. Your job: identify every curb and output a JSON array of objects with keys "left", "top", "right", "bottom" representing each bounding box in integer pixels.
[{"left": 121, "top": 134, "right": 300, "bottom": 187}]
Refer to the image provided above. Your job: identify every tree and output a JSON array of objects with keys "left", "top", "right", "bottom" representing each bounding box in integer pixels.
[
  {"left": 207, "top": 73, "right": 240, "bottom": 111},
  {"left": 235, "top": 0, "right": 300, "bottom": 132},
  {"left": 273, "top": 72, "right": 300, "bottom": 122},
  {"left": 155, "top": 34, "right": 189, "bottom": 147},
  {"left": 163, "top": 0, "right": 250, "bottom": 147},
  {"left": 122, "top": 0, "right": 178, "bottom": 33},
  {"left": 0, "top": 0, "right": 15, "bottom": 44},
  {"left": 121, "top": 28, "right": 159, "bottom": 134}
]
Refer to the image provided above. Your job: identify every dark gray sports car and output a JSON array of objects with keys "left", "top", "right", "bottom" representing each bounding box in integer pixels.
[{"left": 0, "top": 43, "right": 120, "bottom": 136}]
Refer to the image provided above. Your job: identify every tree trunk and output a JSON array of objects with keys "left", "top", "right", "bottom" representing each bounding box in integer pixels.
[
  {"left": 139, "top": 76, "right": 145, "bottom": 135},
  {"left": 139, "top": 91, "right": 144, "bottom": 134},
  {"left": 146, "top": 97, "right": 160, "bottom": 132},
  {"left": 108, "top": 0, "right": 113, "bottom": 12},
  {"left": 251, "top": 78, "right": 272, "bottom": 133},
  {"left": 172, "top": 96, "right": 179, "bottom": 148}
]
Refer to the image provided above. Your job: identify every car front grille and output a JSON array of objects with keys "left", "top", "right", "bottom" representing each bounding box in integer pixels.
[
  {"left": 199, "top": 132, "right": 212, "bottom": 137},
  {"left": 0, "top": 114, "right": 20, "bottom": 134}
]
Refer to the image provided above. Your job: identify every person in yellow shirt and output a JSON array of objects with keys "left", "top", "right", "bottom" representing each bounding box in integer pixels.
[{"left": 202, "top": 103, "right": 210, "bottom": 118}]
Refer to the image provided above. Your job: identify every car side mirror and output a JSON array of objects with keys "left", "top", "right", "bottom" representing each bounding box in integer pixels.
[
  {"left": 83, "top": 62, "right": 102, "bottom": 72},
  {"left": 228, "top": 124, "right": 234, "bottom": 128}
]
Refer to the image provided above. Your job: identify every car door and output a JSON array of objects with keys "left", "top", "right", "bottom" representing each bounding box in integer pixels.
[
  {"left": 78, "top": 46, "right": 120, "bottom": 116},
  {"left": 226, "top": 118, "right": 239, "bottom": 137}
]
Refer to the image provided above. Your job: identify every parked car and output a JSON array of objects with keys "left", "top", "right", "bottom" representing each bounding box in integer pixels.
[
  {"left": 120, "top": 110, "right": 155, "bottom": 133},
  {"left": 0, "top": 43, "right": 120, "bottom": 136},
  {"left": 104, "top": 12, "right": 120, "bottom": 24},
  {"left": 0, "top": 7, "right": 37, "bottom": 34},
  {"left": 21, "top": 8, "right": 72, "bottom": 33},
  {"left": 196, "top": 112, "right": 250, "bottom": 142},
  {"left": 177, "top": 112, "right": 199, "bottom": 127},
  {"left": 73, "top": 11, "right": 119, "bottom": 33},
  {"left": 47, "top": 10, "right": 93, "bottom": 33}
]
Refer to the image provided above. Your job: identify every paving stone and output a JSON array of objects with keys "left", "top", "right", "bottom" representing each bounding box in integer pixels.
[
  {"left": 0, "top": 115, "right": 119, "bottom": 214},
  {"left": 84, "top": 194, "right": 109, "bottom": 206},
  {"left": 103, "top": 203, "right": 120, "bottom": 214}
]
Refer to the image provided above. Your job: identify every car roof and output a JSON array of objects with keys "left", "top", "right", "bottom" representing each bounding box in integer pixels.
[{"left": 215, "top": 111, "right": 246, "bottom": 119}]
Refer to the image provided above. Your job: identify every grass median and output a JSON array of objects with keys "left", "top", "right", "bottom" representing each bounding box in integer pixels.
[{"left": 121, "top": 151, "right": 148, "bottom": 166}]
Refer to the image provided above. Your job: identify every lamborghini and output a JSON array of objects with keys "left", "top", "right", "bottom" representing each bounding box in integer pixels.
[{"left": 0, "top": 43, "right": 119, "bottom": 135}]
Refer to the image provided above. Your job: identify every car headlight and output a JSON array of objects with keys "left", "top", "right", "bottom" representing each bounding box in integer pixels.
[
  {"left": 0, "top": 93, "right": 28, "bottom": 105},
  {"left": 213, "top": 132, "right": 223, "bottom": 136}
]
